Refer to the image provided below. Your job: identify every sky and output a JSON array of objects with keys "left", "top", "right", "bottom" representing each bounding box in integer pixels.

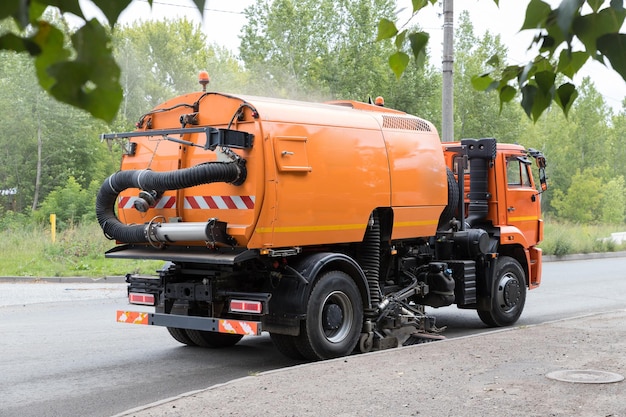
[{"left": 80, "top": 0, "right": 625, "bottom": 111}]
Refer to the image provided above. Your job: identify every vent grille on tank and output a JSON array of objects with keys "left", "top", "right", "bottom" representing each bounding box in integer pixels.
[{"left": 382, "top": 115, "right": 432, "bottom": 131}]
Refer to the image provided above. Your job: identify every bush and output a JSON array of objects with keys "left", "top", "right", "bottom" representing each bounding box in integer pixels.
[
  {"left": 34, "top": 176, "right": 98, "bottom": 228},
  {"left": 540, "top": 218, "right": 626, "bottom": 256}
]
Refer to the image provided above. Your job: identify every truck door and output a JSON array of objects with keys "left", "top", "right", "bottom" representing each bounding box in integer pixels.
[{"left": 504, "top": 155, "right": 541, "bottom": 245}]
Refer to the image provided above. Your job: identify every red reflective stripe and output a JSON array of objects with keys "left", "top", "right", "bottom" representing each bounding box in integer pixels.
[
  {"left": 222, "top": 196, "right": 237, "bottom": 209},
  {"left": 162, "top": 196, "right": 176, "bottom": 208},
  {"left": 184, "top": 196, "right": 255, "bottom": 210},
  {"left": 118, "top": 196, "right": 131, "bottom": 209},
  {"left": 203, "top": 196, "right": 219, "bottom": 209},
  {"left": 240, "top": 195, "right": 255, "bottom": 209},
  {"left": 185, "top": 196, "right": 200, "bottom": 209}
]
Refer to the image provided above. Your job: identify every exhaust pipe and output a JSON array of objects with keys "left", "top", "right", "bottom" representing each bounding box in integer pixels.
[
  {"left": 96, "top": 160, "right": 246, "bottom": 244},
  {"left": 461, "top": 138, "right": 496, "bottom": 228}
]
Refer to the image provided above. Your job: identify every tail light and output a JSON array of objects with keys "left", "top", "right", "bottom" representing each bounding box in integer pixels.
[
  {"left": 229, "top": 299, "right": 263, "bottom": 314},
  {"left": 129, "top": 292, "right": 156, "bottom": 306}
]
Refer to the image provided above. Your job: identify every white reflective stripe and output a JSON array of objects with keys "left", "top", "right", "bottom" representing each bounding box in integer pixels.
[
  {"left": 118, "top": 196, "right": 175, "bottom": 209},
  {"left": 230, "top": 195, "right": 254, "bottom": 209},
  {"left": 184, "top": 196, "right": 256, "bottom": 210},
  {"left": 118, "top": 196, "right": 135, "bottom": 209},
  {"left": 214, "top": 196, "right": 230, "bottom": 209},
  {"left": 155, "top": 196, "right": 174, "bottom": 209}
]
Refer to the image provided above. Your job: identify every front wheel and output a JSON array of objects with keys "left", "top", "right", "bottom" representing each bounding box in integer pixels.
[
  {"left": 478, "top": 256, "right": 527, "bottom": 327},
  {"left": 294, "top": 271, "right": 363, "bottom": 361}
]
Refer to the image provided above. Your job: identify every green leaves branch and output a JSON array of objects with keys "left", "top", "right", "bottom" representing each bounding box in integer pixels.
[
  {"left": 0, "top": 0, "right": 206, "bottom": 122},
  {"left": 376, "top": 0, "right": 436, "bottom": 78},
  {"left": 379, "top": 0, "right": 626, "bottom": 121}
]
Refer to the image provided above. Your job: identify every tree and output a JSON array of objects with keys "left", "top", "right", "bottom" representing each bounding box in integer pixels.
[
  {"left": 608, "top": 100, "right": 626, "bottom": 182},
  {"left": 2, "top": 1, "right": 625, "bottom": 121},
  {"left": 0, "top": 40, "right": 117, "bottom": 212},
  {"left": 239, "top": 0, "right": 440, "bottom": 116},
  {"left": 600, "top": 176, "right": 626, "bottom": 224},
  {"left": 113, "top": 18, "right": 245, "bottom": 125},
  {"left": 550, "top": 168, "right": 603, "bottom": 223},
  {"left": 378, "top": 0, "right": 626, "bottom": 121},
  {"left": 453, "top": 11, "right": 525, "bottom": 142}
]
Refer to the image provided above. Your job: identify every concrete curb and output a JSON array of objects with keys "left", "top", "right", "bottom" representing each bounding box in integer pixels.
[
  {"left": 542, "top": 250, "right": 626, "bottom": 262},
  {"left": 0, "top": 276, "right": 127, "bottom": 284}
]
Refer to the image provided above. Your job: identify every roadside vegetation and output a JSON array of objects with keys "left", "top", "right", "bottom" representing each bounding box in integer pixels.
[
  {"left": 0, "top": 218, "right": 161, "bottom": 278},
  {"left": 540, "top": 217, "right": 626, "bottom": 257},
  {"left": 0, "top": 217, "right": 623, "bottom": 278},
  {"left": 0, "top": 3, "right": 625, "bottom": 277}
]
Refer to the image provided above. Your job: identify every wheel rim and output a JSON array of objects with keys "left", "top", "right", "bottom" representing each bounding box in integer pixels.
[
  {"left": 495, "top": 272, "right": 521, "bottom": 314},
  {"left": 319, "top": 290, "right": 354, "bottom": 343}
]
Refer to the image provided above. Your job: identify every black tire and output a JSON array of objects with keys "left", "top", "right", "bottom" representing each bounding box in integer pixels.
[
  {"left": 478, "top": 256, "right": 527, "bottom": 327},
  {"left": 294, "top": 271, "right": 363, "bottom": 361},
  {"left": 438, "top": 167, "right": 460, "bottom": 229},
  {"left": 167, "top": 327, "right": 197, "bottom": 346},
  {"left": 185, "top": 329, "right": 243, "bottom": 348},
  {"left": 270, "top": 333, "right": 305, "bottom": 359}
]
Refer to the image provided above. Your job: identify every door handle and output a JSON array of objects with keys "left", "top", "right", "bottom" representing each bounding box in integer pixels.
[
  {"left": 508, "top": 206, "right": 515, "bottom": 212},
  {"left": 281, "top": 151, "right": 294, "bottom": 156}
]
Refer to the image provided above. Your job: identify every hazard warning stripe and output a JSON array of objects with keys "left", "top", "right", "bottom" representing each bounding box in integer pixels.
[
  {"left": 184, "top": 195, "right": 255, "bottom": 210},
  {"left": 218, "top": 319, "right": 260, "bottom": 336},
  {"left": 116, "top": 311, "right": 262, "bottom": 336},
  {"left": 118, "top": 196, "right": 176, "bottom": 209},
  {"left": 116, "top": 310, "right": 149, "bottom": 325}
]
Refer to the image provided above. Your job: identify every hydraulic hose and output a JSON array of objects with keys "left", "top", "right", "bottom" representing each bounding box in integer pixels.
[
  {"left": 96, "top": 160, "right": 245, "bottom": 243},
  {"left": 361, "top": 212, "right": 382, "bottom": 311}
]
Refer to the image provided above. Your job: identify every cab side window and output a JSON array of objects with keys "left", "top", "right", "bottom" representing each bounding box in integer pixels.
[{"left": 506, "top": 157, "right": 532, "bottom": 187}]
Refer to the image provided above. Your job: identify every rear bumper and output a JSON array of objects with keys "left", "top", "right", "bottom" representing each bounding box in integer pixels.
[{"left": 116, "top": 310, "right": 262, "bottom": 336}]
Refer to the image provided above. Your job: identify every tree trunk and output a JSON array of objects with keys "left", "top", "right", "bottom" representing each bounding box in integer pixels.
[{"left": 31, "top": 112, "right": 42, "bottom": 211}]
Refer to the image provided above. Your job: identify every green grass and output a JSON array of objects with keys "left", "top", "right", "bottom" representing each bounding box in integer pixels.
[
  {"left": 0, "top": 222, "right": 162, "bottom": 277},
  {"left": 0, "top": 219, "right": 623, "bottom": 277},
  {"left": 539, "top": 218, "right": 626, "bottom": 256}
]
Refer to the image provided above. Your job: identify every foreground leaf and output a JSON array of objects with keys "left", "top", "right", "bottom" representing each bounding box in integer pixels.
[
  {"left": 92, "top": 0, "right": 134, "bottom": 25},
  {"left": 557, "top": 50, "right": 588, "bottom": 78},
  {"left": 554, "top": 82, "right": 577, "bottom": 116},
  {"left": 45, "top": 19, "right": 122, "bottom": 122},
  {"left": 597, "top": 33, "right": 626, "bottom": 82},
  {"left": 521, "top": 0, "right": 552, "bottom": 30},
  {"left": 376, "top": 18, "right": 398, "bottom": 41},
  {"left": 471, "top": 73, "right": 496, "bottom": 91},
  {"left": 408, "top": 31, "right": 429, "bottom": 67},
  {"left": 389, "top": 51, "right": 409, "bottom": 79}
]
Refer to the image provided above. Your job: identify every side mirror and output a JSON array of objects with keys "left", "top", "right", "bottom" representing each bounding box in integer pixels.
[{"left": 527, "top": 148, "right": 548, "bottom": 192}]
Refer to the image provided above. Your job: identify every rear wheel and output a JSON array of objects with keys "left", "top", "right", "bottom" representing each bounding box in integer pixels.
[
  {"left": 185, "top": 330, "right": 243, "bottom": 348},
  {"left": 270, "top": 333, "right": 304, "bottom": 359},
  {"left": 438, "top": 167, "right": 459, "bottom": 229},
  {"left": 294, "top": 271, "right": 363, "bottom": 361},
  {"left": 478, "top": 256, "right": 526, "bottom": 327},
  {"left": 167, "top": 327, "right": 197, "bottom": 346}
]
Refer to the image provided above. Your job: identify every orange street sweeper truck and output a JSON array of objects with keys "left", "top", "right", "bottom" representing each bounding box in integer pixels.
[{"left": 100, "top": 73, "right": 547, "bottom": 360}]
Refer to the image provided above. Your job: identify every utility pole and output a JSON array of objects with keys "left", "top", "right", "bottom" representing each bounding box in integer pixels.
[{"left": 441, "top": 0, "right": 454, "bottom": 142}]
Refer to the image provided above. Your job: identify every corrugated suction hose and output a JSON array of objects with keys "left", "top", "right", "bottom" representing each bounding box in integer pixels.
[{"left": 96, "top": 161, "right": 245, "bottom": 243}]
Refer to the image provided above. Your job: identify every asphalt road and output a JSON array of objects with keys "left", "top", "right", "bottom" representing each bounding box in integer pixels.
[{"left": 1, "top": 256, "right": 625, "bottom": 417}]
